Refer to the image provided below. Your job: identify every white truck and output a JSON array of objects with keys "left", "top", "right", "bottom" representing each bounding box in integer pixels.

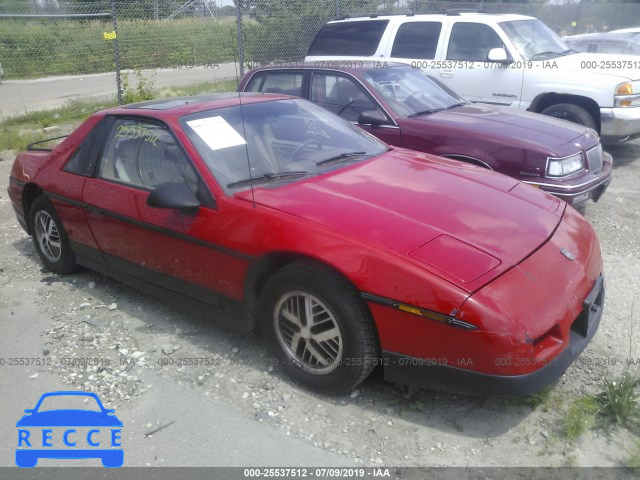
[{"left": 305, "top": 13, "right": 640, "bottom": 144}]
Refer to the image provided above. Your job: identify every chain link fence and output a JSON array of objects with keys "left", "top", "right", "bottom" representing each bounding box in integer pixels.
[{"left": 1, "top": 0, "right": 639, "bottom": 123}]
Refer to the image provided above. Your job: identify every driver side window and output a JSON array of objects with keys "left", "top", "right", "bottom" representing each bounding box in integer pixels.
[
  {"left": 97, "top": 118, "right": 198, "bottom": 192},
  {"left": 447, "top": 23, "right": 505, "bottom": 61},
  {"left": 310, "top": 73, "right": 378, "bottom": 122}
]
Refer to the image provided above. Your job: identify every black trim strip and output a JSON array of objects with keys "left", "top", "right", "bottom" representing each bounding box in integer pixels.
[
  {"left": 70, "top": 241, "right": 251, "bottom": 333},
  {"left": 361, "top": 292, "right": 477, "bottom": 330},
  {"left": 9, "top": 176, "right": 26, "bottom": 187},
  {"left": 45, "top": 191, "right": 253, "bottom": 261}
]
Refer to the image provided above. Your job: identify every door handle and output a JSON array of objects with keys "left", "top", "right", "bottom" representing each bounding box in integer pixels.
[{"left": 440, "top": 70, "right": 453, "bottom": 78}]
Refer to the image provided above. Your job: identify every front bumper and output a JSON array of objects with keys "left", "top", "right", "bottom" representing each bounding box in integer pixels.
[
  {"left": 600, "top": 106, "right": 640, "bottom": 143},
  {"left": 523, "top": 152, "right": 613, "bottom": 206},
  {"left": 383, "top": 275, "right": 604, "bottom": 396}
]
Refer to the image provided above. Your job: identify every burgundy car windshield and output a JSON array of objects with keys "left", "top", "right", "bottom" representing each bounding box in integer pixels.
[
  {"left": 181, "top": 98, "right": 387, "bottom": 194},
  {"left": 361, "top": 67, "right": 465, "bottom": 118}
]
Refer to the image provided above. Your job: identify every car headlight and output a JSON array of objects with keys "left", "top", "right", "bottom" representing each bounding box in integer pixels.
[
  {"left": 546, "top": 152, "right": 584, "bottom": 177},
  {"left": 615, "top": 81, "right": 640, "bottom": 107}
]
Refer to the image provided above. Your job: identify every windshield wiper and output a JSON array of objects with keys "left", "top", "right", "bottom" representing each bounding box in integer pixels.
[
  {"left": 530, "top": 51, "right": 564, "bottom": 59},
  {"left": 407, "top": 107, "right": 446, "bottom": 117},
  {"left": 227, "top": 171, "right": 308, "bottom": 188},
  {"left": 316, "top": 151, "right": 367, "bottom": 166}
]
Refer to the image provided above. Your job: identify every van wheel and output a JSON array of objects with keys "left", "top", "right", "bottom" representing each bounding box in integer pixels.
[
  {"left": 541, "top": 103, "right": 597, "bottom": 130},
  {"left": 260, "top": 261, "right": 379, "bottom": 395}
]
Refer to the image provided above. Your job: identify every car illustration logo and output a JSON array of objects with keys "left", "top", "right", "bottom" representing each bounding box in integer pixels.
[
  {"left": 561, "top": 248, "right": 576, "bottom": 261},
  {"left": 15, "top": 391, "right": 123, "bottom": 468}
]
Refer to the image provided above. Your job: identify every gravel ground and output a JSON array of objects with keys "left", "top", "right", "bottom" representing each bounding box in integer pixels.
[{"left": 0, "top": 139, "right": 639, "bottom": 468}]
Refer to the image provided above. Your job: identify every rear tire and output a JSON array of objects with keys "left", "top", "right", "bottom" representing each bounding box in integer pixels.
[
  {"left": 260, "top": 261, "right": 379, "bottom": 394},
  {"left": 29, "top": 195, "right": 77, "bottom": 274},
  {"left": 541, "top": 103, "right": 597, "bottom": 130}
]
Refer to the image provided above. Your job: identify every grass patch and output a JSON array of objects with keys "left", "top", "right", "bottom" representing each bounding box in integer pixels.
[
  {"left": 625, "top": 440, "right": 640, "bottom": 471},
  {"left": 562, "top": 369, "right": 640, "bottom": 442},
  {"left": 0, "top": 77, "right": 240, "bottom": 152},
  {"left": 597, "top": 370, "right": 640, "bottom": 431},
  {"left": 564, "top": 396, "right": 599, "bottom": 442}
]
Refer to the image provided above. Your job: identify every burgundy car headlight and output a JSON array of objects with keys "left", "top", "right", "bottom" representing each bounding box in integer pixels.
[{"left": 546, "top": 152, "right": 584, "bottom": 177}]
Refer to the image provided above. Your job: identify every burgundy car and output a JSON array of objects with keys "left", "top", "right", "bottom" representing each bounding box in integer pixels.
[
  {"left": 8, "top": 94, "right": 603, "bottom": 396},
  {"left": 239, "top": 63, "right": 612, "bottom": 206}
]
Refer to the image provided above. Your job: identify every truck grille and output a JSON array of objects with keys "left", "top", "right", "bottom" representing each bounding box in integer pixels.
[{"left": 586, "top": 144, "right": 603, "bottom": 173}]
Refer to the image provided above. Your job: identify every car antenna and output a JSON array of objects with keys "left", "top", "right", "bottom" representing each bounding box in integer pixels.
[{"left": 232, "top": 34, "right": 256, "bottom": 208}]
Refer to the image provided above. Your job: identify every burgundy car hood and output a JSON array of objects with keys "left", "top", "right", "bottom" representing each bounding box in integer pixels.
[
  {"left": 408, "top": 104, "right": 589, "bottom": 150},
  {"left": 243, "top": 150, "right": 564, "bottom": 291}
]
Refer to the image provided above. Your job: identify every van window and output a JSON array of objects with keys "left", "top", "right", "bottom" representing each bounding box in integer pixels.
[
  {"left": 307, "top": 20, "right": 389, "bottom": 56},
  {"left": 391, "top": 22, "right": 442, "bottom": 59},
  {"left": 447, "top": 23, "right": 504, "bottom": 61}
]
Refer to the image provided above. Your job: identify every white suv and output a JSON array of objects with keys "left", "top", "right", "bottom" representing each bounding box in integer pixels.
[{"left": 306, "top": 13, "right": 640, "bottom": 144}]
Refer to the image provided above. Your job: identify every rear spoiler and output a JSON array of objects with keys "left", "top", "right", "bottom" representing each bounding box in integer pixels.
[{"left": 27, "top": 135, "right": 68, "bottom": 152}]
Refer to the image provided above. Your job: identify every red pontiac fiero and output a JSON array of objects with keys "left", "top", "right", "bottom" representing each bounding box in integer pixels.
[{"left": 8, "top": 93, "right": 604, "bottom": 396}]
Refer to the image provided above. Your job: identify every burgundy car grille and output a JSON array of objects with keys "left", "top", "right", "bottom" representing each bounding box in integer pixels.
[{"left": 586, "top": 144, "right": 603, "bottom": 173}]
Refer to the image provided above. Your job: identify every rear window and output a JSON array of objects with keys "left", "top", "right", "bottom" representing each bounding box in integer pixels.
[{"left": 307, "top": 20, "right": 389, "bottom": 56}]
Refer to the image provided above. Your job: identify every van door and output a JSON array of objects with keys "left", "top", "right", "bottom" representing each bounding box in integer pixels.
[{"left": 438, "top": 22, "right": 523, "bottom": 108}]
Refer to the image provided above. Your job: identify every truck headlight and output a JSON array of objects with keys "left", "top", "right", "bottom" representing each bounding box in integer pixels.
[
  {"left": 546, "top": 153, "right": 584, "bottom": 177},
  {"left": 615, "top": 81, "right": 640, "bottom": 107}
]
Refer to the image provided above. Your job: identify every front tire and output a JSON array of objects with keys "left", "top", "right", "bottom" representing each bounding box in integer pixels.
[
  {"left": 260, "top": 261, "right": 380, "bottom": 394},
  {"left": 541, "top": 103, "right": 597, "bottom": 130},
  {"left": 29, "top": 195, "right": 77, "bottom": 274}
]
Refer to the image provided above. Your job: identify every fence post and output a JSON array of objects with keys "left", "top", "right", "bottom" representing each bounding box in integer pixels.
[
  {"left": 111, "top": 0, "right": 122, "bottom": 105},
  {"left": 236, "top": 2, "right": 245, "bottom": 77},
  {"left": 336, "top": 0, "right": 340, "bottom": 19}
]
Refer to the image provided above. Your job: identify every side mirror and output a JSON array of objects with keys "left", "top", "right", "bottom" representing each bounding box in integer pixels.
[
  {"left": 147, "top": 182, "right": 200, "bottom": 212},
  {"left": 487, "top": 47, "right": 512, "bottom": 64},
  {"left": 24, "top": 409, "right": 34, "bottom": 414},
  {"left": 358, "top": 109, "right": 388, "bottom": 127}
]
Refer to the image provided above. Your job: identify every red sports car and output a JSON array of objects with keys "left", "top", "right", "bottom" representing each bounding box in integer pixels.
[{"left": 8, "top": 93, "right": 604, "bottom": 395}]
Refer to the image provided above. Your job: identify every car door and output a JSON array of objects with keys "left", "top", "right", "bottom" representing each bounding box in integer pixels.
[
  {"left": 81, "top": 116, "right": 243, "bottom": 304},
  {"left": 308, "top": 71, "right": 401, "bottom": 145},
  {"left": 439, "top": 22, "right": 523, "bottom": 108}
]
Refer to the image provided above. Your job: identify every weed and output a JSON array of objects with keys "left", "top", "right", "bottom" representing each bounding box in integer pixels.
[{"left": 564, "top": 395, "right": 599, "bottom": 442}]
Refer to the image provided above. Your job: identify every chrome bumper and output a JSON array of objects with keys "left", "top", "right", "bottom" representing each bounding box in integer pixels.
[{"left": 600, "top": 107, "right": 640, "bottom": 143}]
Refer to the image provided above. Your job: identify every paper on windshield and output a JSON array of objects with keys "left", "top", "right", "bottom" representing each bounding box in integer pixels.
[{"left": 186, "top": 116, "right": 247, "bottom": 151}]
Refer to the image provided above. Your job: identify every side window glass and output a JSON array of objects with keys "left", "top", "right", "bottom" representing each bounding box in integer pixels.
[
  {"left": 63, "top": 118, "right": 109, "bottom": 176},
  {"left": 97, "top": 118, "right": 198, "bottom": 192},
  {"left": 447, "top": 23, "right": 505, "bottom": 61},
  {"left": 391, "top": 22, "right": 442, "bottom": 59},
  {"left": 259, "top": 72, "right": 304, "bottom": 96},
  {"left": 245, "top": 73, "right": 265, "bottom": 92},
  {"left": 310, "top": 73, "right": 377, "bottom": 122}
]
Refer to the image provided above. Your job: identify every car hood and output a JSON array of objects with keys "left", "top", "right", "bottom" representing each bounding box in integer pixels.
[
  {"left": 403, "top": 103, "right": 589, "bottom": 150},
  {"left": 555, "top": 52, "right": 640, "bottom": 79},
  {"left": 16, "top": 410, "right": 123, "bottom": 427},
  {"left": 242, "top": 149, "right": 564, "bottom": 292}
]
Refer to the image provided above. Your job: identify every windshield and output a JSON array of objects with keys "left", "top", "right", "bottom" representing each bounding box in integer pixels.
[
  {"left": 181, "top": 98, "right": 387, "bottom": 194},
  {"left": 361, "top": 67, "right": 465, "bottom": 118},
  {"left": 501, "top": 19, "right": 571, "bottom": 60},
  {"left": 37, "top": 395, "right": 102, "bottom": 412}
]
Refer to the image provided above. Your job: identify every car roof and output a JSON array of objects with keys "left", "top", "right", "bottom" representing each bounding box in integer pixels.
[
  {"left": 328, "top": 12, "right": 535, "bottom": 24},
  {"left": 245, "top": 61, "right": 410, "bottom": 76},
  {"left": 102, "top": 92, "right": 292, "bottom": 120}
]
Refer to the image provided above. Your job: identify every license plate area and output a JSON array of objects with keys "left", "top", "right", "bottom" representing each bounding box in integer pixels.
[{"left": 571, "top": 275, "right": 604, "bottom": 338}]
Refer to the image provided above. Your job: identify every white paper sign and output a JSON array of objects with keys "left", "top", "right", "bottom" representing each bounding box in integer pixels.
[{"left": 186, "top": 116, "right": 247, "bottom": 151}]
